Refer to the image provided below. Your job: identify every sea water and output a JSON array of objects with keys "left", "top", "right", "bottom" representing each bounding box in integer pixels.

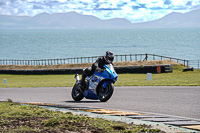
[{"left": 0, "top": 28, "right": 200, "bottom": 60}]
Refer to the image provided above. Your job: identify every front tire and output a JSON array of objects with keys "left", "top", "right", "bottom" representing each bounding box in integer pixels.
[
  {"left": 98, "top": 82, "right": 114, "bottom": 102},
  {"left": 71, "top": 84, "right": 84, "bottom": 101}
]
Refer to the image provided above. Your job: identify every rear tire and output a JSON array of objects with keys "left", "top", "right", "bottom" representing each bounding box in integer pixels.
[
  {"left": 71, "top": 84, "right": 84, "bottom": 101},
  {"left": 98, "top": 82, "right": 114, "bottom": 102}
]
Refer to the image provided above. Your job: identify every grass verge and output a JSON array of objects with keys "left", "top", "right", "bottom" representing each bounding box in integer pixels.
[
  {"left": 116, "top": 65, "right": 200, "bottom": 86},
  {"left": 0, "top": 65, "right": 200, "bottom": 88},
  {"left": 0, "top": 101, "right": 162, "bottom": 133}
]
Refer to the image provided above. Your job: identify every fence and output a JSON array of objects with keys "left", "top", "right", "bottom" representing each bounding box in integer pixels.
[
  {"left": 188, "top": 60, "right": 200, "bottom": 69},
  {"left": 114, "top": 54, "right": 189, "bottom": 67},
  {"left": 0, "top": 56, "right": 99, "bottom": 66},
  {"left": 0, "top": 53, "right": 197, "bottom": 68}
]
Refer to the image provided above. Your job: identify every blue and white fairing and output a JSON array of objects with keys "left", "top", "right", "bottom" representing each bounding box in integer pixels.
[
  {"left": 94, "top": 64, "right": 118, "bottom": 83},
  {"left": 83, "top": 64, "right": 118, "bottom": 100}
]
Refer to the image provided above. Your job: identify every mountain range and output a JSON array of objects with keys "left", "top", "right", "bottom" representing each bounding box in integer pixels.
[{"left": 0, "top": 9, "right": 200, "bottom": 29}]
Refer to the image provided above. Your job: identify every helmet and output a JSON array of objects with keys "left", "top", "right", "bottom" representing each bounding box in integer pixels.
[{"left": 104, "top": 51, "right": 114, "bottom": 63}]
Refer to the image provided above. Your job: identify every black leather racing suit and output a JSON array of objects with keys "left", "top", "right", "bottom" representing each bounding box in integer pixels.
[{"left": 80, "top": 56, "right": 110, "bottom": 87}]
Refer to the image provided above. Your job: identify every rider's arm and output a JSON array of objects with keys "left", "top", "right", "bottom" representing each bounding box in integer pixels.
[
  {"left": 92, "top": 57, "right": 104, "bottom": 73},
  {"left": 92, "top": 58, "right": 99, "bottom": 70}
]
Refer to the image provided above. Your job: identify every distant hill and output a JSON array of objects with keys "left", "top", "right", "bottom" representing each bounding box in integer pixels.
[
  {"left": 134, "top": 9, "right": 200, "bottom": 28},
  {"left": 0, "top": 9, "right": 200, "bottom": 29}
]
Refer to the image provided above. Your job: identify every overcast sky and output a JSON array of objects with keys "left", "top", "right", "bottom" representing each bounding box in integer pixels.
[{"left": 0, "top": 0, "right": 200, "bottom": 23}]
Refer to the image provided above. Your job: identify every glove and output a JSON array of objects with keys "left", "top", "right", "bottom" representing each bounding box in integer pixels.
[{"left": 96, "top": 68, "right": 104, "bottom": 73}]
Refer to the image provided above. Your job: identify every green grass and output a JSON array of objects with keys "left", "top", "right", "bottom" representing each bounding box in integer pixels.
[
  {"left": 0, "top": 102, "right": 161, "bottom": 132},
  {"left": 0, "top": 74, "right": 75, "bottom": 88},
  {"left": 116, "top": 67, "right": 200, "bottom": 86},
  {"left": 0, "top": 65, "right": 200, "bottom": 88}
]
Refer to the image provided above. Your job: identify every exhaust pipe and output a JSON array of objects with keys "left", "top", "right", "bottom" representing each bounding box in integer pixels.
[{"left": 74, "top": 74, "right": 80, "bottom": 84}]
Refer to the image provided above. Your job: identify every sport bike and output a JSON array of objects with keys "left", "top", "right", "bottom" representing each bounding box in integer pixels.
[{"left": 71, "top": 64, "right": 118, "bottom": 102}]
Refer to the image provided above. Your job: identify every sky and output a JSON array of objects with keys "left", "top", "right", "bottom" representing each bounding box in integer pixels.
[{"left": 0, "top": 0, "right": 200, "bottom": 23}]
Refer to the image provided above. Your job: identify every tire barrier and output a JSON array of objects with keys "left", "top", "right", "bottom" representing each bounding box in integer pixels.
[
  {"left": 115, "top": 65, "right": 172, "bottom": 74},
  {"left": 183, "top": 67, "right": 194, "bottom": 72},
  {"left": 0, "top": 65, "right": 172, "bottom": 75}
]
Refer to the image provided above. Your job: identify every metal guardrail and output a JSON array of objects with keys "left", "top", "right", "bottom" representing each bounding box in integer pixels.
[
  {"left": 188, "top": 60, "right": 200, "bottom": 69},
  {"left": 0, "top": 56, "right": 99, "bottom": 66},
  {"left": 0, "top": 53, "right": 198, "bottom": 69}
]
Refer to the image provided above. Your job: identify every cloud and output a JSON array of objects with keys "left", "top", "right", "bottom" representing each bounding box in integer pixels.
[
  {"left": 164, "top": 0, "right": 172, "bottom": 5},
  {"left": 0, "top": 0, "right": 200, "bottom": 22}
]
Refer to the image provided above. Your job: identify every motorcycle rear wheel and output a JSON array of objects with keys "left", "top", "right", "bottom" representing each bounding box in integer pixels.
[
  {"left": 71, "top": 84, "right": 84, "bottom": 101},
  {"left": 98, "top": 82, "right": 114, "bottom": 102}
]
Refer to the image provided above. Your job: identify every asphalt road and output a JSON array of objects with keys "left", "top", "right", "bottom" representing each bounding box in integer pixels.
[{"left": 0, "top": 86, "right": 200, "bottom": 119}]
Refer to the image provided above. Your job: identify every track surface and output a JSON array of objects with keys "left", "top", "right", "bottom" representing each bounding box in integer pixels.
[{"left": 0, "top": 86, "right": 200, "bottom": 119}]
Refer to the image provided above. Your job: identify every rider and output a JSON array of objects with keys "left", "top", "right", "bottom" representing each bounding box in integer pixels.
[{"left": 80, "top": 51, "right": 114, "bottom": 89}]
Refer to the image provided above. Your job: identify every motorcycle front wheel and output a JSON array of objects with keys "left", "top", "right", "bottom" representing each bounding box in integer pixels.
[
  {"left": 98, "top": 82, "right": 114, "bottom": 102},
  {"left": 71, "top": 84, "right": 84, "bottom": 101}
]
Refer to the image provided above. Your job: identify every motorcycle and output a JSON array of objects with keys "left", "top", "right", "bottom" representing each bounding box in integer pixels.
[{"left": 71, "top": 64, "right": 118, "bottom": 102}]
